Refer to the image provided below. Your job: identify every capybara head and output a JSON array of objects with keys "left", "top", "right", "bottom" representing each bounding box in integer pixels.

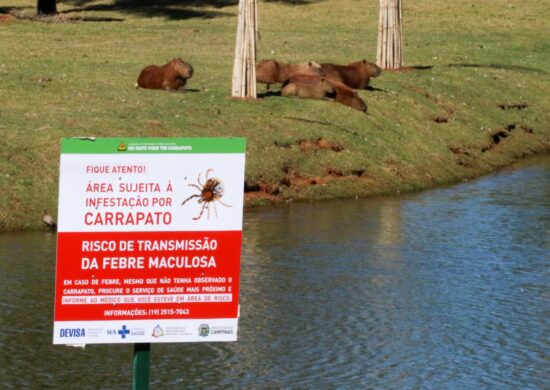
[
  {"left": 171, "top": 58, "right": 193, "bottom": 79},
  {"left": 350, "top": 93, "right": 368, "bottom": 112},
  {"left": 330, "top": 80, "right": 368, "bottom": 113},
  {"left": 359, "top": 59, "right": 381, "bottom": 77},
  {"left": 343, "top": 87, "right": 368, "bottom": 112},
  {"left": 295, "top": 61, "right": 324, "bottom": 77}
]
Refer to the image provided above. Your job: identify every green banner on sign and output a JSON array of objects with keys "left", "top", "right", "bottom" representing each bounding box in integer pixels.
[{"left": 61, "top": 137, "right": 246, "bottom": 154}]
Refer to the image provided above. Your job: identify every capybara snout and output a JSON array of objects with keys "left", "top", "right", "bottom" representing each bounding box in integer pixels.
[
  {"left": 137, "top": 57, "right": 193, "bottom": 91},
  {"left": 173, "top": 58, "right": 193, "bottom": 79}
]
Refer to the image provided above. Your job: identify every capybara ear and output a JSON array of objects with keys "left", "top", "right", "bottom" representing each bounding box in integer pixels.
[{"left": 362, "top": 59, "right": 367, "bottom": 64}]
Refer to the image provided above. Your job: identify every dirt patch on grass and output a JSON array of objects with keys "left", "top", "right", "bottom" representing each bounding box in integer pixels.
[
  {"left": 0, "top": 14, "right": 15, "bottom": 24},
  {"left": 244, "top": 165, "right": 370, "bottom": 206},
  {"left": 385, "top": 159, "right": 406, "bottom": 178},
  {"left": 482, "top": 123, "right": 534, "bottom": 153},
  {"left": 273, "top": 140, "right": 292, "bottom": 149},
  {"left": 272, "top": 138, "right": 344, "bottom": 152},
  {"left": 31, "top": 77, "right": 52, "bottom": 84},
  {"left": 298, "top": 138, "right": 344, "bottom": 152},
  {"left": 146, "top": 120, "right": 162, "bottom": 130},
  {"left": 448, "top": 145, "right": 476, "bottom": 168},
  {"left": 449, "top": 146, "right": 471, "bottom": 156},
  {"left": 498, "top": 103, "right": 528, "bottom": 110},
  {"left": 448, "top": 123, "right": 536, "bottom": 166},
  {"left": 244, "top": 180, "right": 280, "bottom": 204}
]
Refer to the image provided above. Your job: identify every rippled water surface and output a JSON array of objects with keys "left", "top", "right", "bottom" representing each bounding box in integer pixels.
[{"left": 1, "top": 157, "right": 549, "bottom": 389}]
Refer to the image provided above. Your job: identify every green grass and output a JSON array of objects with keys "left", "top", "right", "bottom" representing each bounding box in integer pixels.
[{"left": 0, "top": 0, "right": 549, "bottom": 230}]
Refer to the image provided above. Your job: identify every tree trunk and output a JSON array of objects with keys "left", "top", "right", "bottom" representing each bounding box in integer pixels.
[
  {"left": 377, "top": 0, "right": 403, "bottom": 70},
  {"left": 231, "top": 0, "right": 257, "bottom": 99},
  {"left": 37, "top": 0, "right": 57, "bottom": 15}
]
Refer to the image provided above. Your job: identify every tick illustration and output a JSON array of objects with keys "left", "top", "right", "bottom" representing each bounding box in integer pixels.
[{"left": 181, "top": 169, "right": 232, "bottom": 220}]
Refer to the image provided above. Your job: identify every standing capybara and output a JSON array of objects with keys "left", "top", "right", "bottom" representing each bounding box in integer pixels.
[
  {"left": 136, "top": 58, "right": 193, "bottom": 91},
  {"left": 321, "top": 59, "right": 381, "bottom": 89},
  {"left": 281, "top": 75, "right": 367, "bottom": 113},
  {"left": 256, "top": 59, "right": 323, "bottom": 88}
]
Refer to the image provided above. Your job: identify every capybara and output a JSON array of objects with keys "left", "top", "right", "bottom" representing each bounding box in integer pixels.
[
  {"left": 136, "top": 58, "right": 193, "bottom": 91},
  {"left": 333, "top": 81, "right": 367, "bottom": 112},
  {"left": 256, "top": 59, "right": 323, "bottom": 87},
  {"left": 321, "top": 59, "right": 381, "bottom": 90},
  {"left": 281, "top": 75, "right": 367, "bottom": 112},
  {"left": 281, "top": 75, "right": 335, "bottom": 99}
]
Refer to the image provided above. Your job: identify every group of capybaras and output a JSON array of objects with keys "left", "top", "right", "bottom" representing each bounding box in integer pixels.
[{"left": 136, "top": 57, "right": 382, "bottom": 113}]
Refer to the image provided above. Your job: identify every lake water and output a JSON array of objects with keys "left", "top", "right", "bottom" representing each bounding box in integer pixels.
[{"left": 1, "top": 157, "right": 548, "bottom": 389}]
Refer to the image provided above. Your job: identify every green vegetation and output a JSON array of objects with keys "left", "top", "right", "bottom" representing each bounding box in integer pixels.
[{"left": 0, "top": 0, "right": 548, "bottom": 230}]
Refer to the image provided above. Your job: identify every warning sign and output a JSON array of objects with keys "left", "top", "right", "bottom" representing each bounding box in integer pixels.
[{"left": 53, "top": 138, "right": 246, "bottom": 344}]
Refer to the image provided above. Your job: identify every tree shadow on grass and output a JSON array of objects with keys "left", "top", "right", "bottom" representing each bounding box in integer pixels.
[
  {"left": 366, "top": 85, "right": 386, "bottom": 92},
  {"left": 0, "top": 6, "right": 27, "bottom": 14},
  {"left": 257, "top": 90, "right": 282, "bottom": 98},
  {"left": 263, "top": 0, "right": 325, "bottom": 4},
  {"left": 448, "top": 63, "right": 546, "bottom": 75},
  {"left": 391, "top": 63, "right": 545, "bottom": 75},
  {"left": 411, "top": 65, "right": 433, "bottom": 71},
  {"left": 3, "top": 0, "right": 324, "bottom": 20},
  {"left": 59, "top": 0, "right": 238, "bottom": 20}
]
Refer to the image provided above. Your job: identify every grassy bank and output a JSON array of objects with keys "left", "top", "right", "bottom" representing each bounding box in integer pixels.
[{"left": 0, "top": 0, "right": 549, "bottom": 230}]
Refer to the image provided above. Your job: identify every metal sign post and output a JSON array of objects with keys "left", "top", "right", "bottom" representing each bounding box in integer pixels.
[{"left": 133, "top": 343, "right": 151, "bottom": 390}]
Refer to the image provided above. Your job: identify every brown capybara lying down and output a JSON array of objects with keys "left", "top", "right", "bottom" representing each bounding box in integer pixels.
[
  {"left": 321, "top": 59, "right": 381, "bottom": 90},
  {"left": 329, "top": 79, "right": 368, "bottom": 112},
  {"left": 281, "top": 75, "right": 367, "bottom": 113},
  {"left": 281, "top": 75, "right": 334, "bottom": 99},
  {"left": 256, "top": 59, "right": 323, "bottom": 88},
  {"left": 136, "top": 58, "right": 193, "bottom": 91}
]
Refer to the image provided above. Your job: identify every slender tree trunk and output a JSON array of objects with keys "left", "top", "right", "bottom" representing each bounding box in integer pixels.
[
  {"left": 232, "top": 0, "right": 257, "bottom": 99},
  {"left": 37, "top": 0, "right": 57, "bottom": 15},
  {"left": 377, "top": 0, "right": 403, "bottom": 70}
]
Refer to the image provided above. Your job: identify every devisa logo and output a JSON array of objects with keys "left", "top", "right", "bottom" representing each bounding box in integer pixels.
[{"left": 60, "top": 328, "right": 86, "bottom": 337}]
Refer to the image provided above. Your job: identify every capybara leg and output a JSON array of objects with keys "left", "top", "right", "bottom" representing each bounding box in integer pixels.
[{"left": 281, "top": 83, "right": 297, "bottom": 97}]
